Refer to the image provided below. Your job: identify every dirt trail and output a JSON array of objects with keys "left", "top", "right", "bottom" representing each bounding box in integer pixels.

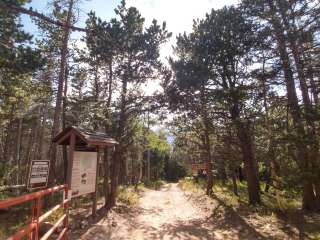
[{"left": 75, "top": 183, "right": 267, "bottom": 240}]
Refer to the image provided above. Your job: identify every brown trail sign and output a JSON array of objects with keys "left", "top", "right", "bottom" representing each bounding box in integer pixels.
[{"left": 191, "top": 163, "right": 209, "bottom": 175}]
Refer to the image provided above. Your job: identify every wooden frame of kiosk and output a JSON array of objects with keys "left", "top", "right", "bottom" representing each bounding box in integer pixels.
[{"left": 53, "top": 126, "right": 118, "bottom": 217}]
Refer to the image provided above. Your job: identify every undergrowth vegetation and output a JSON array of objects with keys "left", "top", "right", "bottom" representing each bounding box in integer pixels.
[
  {"left": 179, "top": 178, "right": 301, "bottom": 212},
  {"left": 141, "top": 180, "right": 166, "bottom": 190},
  {"left": 117, "top": 186, "right": 140, "bottom": 205},
  {"left": 179, "top": 178, "right": 320, "bottom": 239},
  {"left": 117, "top": 180, "right": 167, "bottom": 205},
  {"left": 0, "top": 207, "right": 29, "bottom": 239}
]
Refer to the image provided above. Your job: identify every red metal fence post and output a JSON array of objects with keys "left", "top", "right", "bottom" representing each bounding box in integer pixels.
[
  {"left": 35, "top": 197, "right": 41, "bottom": 240},
  {"left": 64, "top": 185, "right": 69, "bottom": 240},
  {"left": 29, "top": 199, "right": 36, "bottom": 240},
  {"left": 1, "top": 184, "right": 69, "bottom": 240}
]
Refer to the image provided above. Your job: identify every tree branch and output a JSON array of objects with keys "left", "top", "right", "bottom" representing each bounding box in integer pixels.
[{"left": 1, "top": 2, "right": 87, "bottom": 32}]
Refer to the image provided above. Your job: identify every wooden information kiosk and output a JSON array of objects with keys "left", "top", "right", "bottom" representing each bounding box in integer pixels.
[{"left": 53, "top": 126, "right": 118, "bottom": 217}]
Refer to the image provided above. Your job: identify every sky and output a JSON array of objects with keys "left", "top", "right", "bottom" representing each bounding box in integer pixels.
[{"left": 23, "top": 0, "right": 238, "bottom": 58}]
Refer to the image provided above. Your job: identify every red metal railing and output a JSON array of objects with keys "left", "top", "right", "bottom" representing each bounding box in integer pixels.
[{"left": 0, "top": 184, "right": 69, "bottom": 240}]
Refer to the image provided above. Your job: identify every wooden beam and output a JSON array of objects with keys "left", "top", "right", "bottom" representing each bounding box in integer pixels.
[{"left": 55, "top": 131, "right": 71, "bottom": 145}]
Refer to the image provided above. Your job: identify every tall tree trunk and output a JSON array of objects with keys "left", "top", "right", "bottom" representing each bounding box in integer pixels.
[
  {"left": 203, "top": 122, "right": 213, "bottom": 196},
  {"left": 108, "top": 146, "right": 121, "bottom": 208},
  {"left": 283, "top": 18, "right": 320, "bottom": 210},
  {"left": 24, "top": 117, "right": 40, "bottom": 186},
  {"left": 31, "top": 107, "right": 42, "bottom": 160},
  {"left": 15, "top": 117, "right": 23, "bottom": 185},
  {"left": 25, "top": 118, "right": 39, "bottom": 176},
  {"left": 146, "top": 108, "right": 151, "bottom": 181},
  {"left": 236, "top": 120, "right": 261, "bottom": 204},
  {"left": 49, "top": 0, "right": 74, "bottom": 185},
  {"left": 119, "top": 157, "right": 127, "bottom": 185},
  {"left": 3, "top": 104, "right": 15, "bottom": 164},
  {"left": 200, "top": 81, "right": 213, "bottom": 196},
  {"left": 131, "top": 155, "right": 134, "bottom": 184},
  {"left": 92, "top": 62, "right": 100, "bottom": 130},
  {"left": 37, "top": 106, "right": 47, "bottom": 159},
  {"left": 103, "top": 59, "right": 114, "bottom": 208},
  {"left": 232, "top": 170, "right": 238, "bottom": 196},
  {"left": 267, "top": 1, "right": 318, "bottom": 209},
  {"left": 261, "top": 56, "right": 279, "bottom": 193},
  {"left": 62, "top": 65, "right": 69, "bottom": 182},
  {"left": 228, "top": 87, "right": 260, "bottom": 204},
  {"left": 138, "top": 155, "right": 143, "bottom": 183},
  {"left": 108, "top": 77, "right": 127, "bottom": 208},
  {"left": 307, "top": 62, "right": 319, "bottom": 105}
]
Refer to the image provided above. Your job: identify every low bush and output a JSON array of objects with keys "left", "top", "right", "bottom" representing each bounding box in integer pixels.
[
  {"left": 142, "top": 180, "right": 165, "bottom": 190},
  {"left": 117, "top": 186, "right": 140, "bottom": 205},
  {"left": 178, "top": 178, "right": 206, "bottom": 193},
  {"left": 179, "top": 177, "right": 301, "bottom": 212}
]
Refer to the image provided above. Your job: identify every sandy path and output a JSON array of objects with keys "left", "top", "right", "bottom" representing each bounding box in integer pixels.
[
  {"left": 72, "top": 183, "right": 319, "bottom": 240},
  {"left": 77, "top": 183, "right": 218, "bottom": 240},
  {"left": 128, "top": 183, "right": 214, "bottom": 239},
  {"left": 74, "top": 183, "right": 273, "bottom": 240}
]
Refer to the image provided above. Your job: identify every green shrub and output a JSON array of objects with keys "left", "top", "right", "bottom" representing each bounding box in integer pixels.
[
  {"left": 117, "top": 186, "right": 139, "bottom": 205},
  {"left": 179, "top": 178, "right": 301, "bottom": 212},
  {"left": 143, "top": 180, "right": 165, "bottom": 190},
  {"left": 178, "top": 178, "right": 205, "bottom": 193}
]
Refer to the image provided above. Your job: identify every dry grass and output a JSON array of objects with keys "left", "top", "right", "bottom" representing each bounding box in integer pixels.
[
  {"left": 179, "top": 178, "right": 320, "bottom": 239},
  {"left": 178, "top": 178, "right": 206, "bottom": 193},
  {"left": 117, "top": 186, "right": 140, "bottom": 205},
  {"left": 140, "top": 180, "right": 166, "bottom": 190},
  {"left": 180, "top": 178, "right": 301, "bottom": 212}
]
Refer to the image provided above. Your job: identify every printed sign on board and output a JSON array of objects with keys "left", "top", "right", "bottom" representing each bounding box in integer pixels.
[
  {"left": 27, "top": 160, "right": 50, "bottom": 190},
  {"left": 70, "top": 151, "right": 97, "bottom": 198}
]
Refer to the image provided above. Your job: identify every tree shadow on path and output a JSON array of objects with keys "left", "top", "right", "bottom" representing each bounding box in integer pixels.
[{"left": 205, "top": 193, "right": 270, "bottom": 240}]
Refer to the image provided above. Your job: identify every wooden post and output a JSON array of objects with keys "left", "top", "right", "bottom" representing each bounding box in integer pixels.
[
  {"left": 66, "top": 132, "right": 75, "bottom": 189},
  {"left": 103, "top": 147, "right": 110, "bottom": 208},
  {"left": 92, "top": 147, "right": 100, "bottom": 218},
  {"left": 64, "top": 132, "right": 74, "bottom": 239},
  {"left": 63, "top": 185, "right": 69, "bottom": 240}
]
